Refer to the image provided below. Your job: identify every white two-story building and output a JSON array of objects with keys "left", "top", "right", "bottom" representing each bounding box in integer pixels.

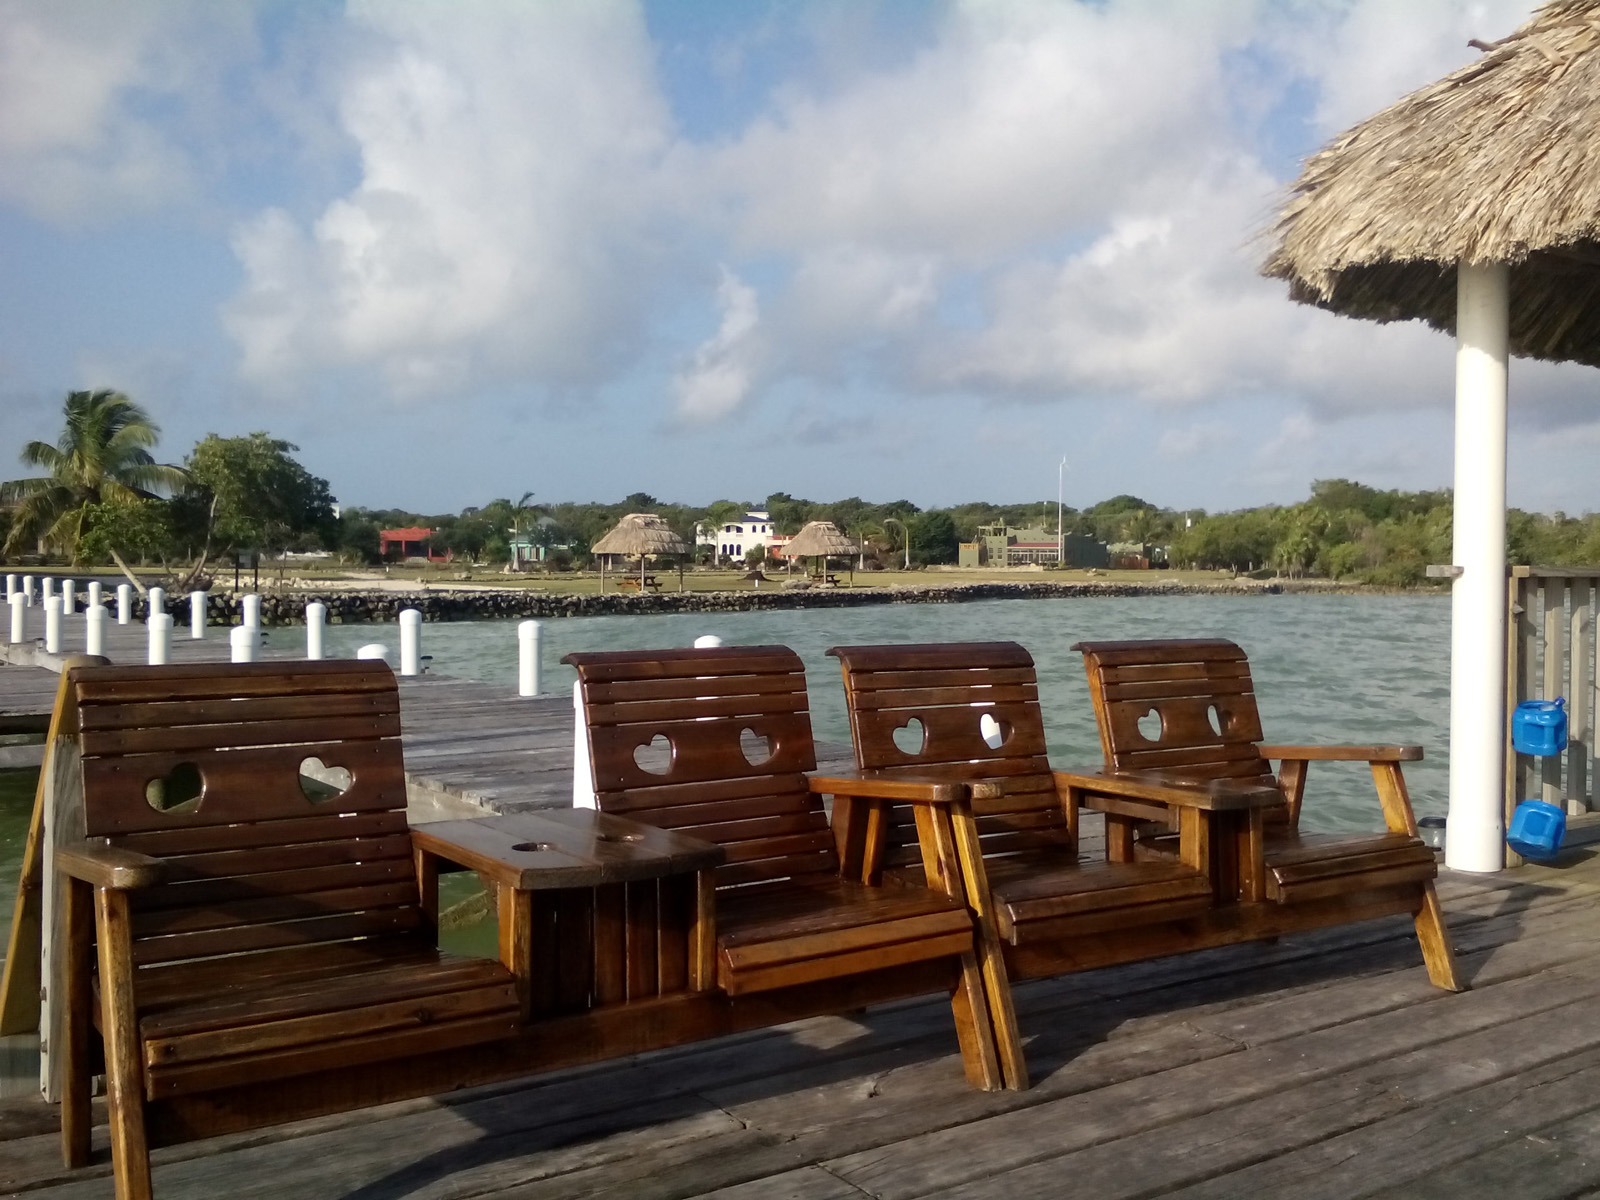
[{"left": 697, "top": 510, "right": 786, "bottom": 561}]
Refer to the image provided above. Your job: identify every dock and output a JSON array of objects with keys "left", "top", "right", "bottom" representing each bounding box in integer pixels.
[{"left": 7, "top": 609, "right": 1600, "bottom": 1197}]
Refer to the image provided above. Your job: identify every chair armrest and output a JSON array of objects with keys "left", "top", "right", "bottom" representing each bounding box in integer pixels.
[
  {"left": 1055, "top": 768, "right": 1281, "bottom": 812},
  {"left": 807, "top": 772, "right": 1003, "bottom": 804},
  {"left": 1259, "top": 744, "right": 1423, "bottom": 763},
  {"left": 55, "top": 840, "right": 165, "bottom": 890}
]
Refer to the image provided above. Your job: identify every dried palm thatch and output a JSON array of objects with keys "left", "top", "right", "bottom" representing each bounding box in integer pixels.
[
  {"left": 591, "top": 513, "right": 690, "bottom": 558},
  {"left": 784, "top": 521, "right": 859, "bottom": 559},
  {"left": 1262, "top": 0, "right": 1600, "bottom": 368}
]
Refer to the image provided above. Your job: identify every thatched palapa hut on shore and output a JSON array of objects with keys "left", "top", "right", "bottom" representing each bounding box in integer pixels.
[
  {"left": 785, "top": 521, "right": 860, "bottom": 583},
  {"left": 591, "top": 513, "right": 689, "bottom": 590},
  {"left": 1262, "top": 0, "right": 1600, "bottom": 873}
]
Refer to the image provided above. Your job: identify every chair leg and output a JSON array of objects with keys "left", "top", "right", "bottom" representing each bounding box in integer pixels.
[
  {"left": 95, "top": 889, "right": 152, "bottom": 1200},
  {"left": 1414, "top": 881, "right": 1465, "bottom": 992},
  {"left": 949, "top": 952, "right": 1004, "bottom": 1091},
  {"left": 60, "top": 878, "right": 92, "bottom": 1168}
]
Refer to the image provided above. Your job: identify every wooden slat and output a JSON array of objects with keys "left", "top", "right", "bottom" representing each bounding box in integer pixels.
[
  {"left": 76, "top": 690, "right": 400, "bottom": 733},
  {"left": 129, "top": 881, "right": 421, "bottom": 938},
  {"left": 130, "top": 908, "right": 423, "bottom": 966},
  {"left": 113, "top": 810, "right": 409, "bottom": 857},
  {"left": 132, "top": 858, "right": 415, "bottom": 910}
]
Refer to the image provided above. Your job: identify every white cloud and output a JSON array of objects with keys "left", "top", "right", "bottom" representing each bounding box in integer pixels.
[
  {"left": 225, "top": 1, "right": 674, "bottom": 399},
  {"left": 673, "top": 268, "right": 761, "bottom": 422}
]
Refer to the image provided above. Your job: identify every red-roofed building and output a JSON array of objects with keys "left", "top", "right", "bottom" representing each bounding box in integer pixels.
[{"left": 379, "top": 527, "right": 450, "bottom": 562}]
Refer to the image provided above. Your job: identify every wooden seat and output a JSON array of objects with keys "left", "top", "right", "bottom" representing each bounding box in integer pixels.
[
  {"left": 828, "top": 641, "right": 1246, "bottom": 1089},
  {"left": 563, "top": 644, "right": 1010, "bottom": 1089},
  {"left": 1072, "top": 638, "right": 1460, "bottom": 990},
  {"left": 52, "top": 661, "right": 530, "bottom": 1200}
]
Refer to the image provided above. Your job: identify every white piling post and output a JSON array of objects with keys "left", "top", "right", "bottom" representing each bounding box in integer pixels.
[
  {"left": 22, "top": 575, "right": 34, "bottom": 606},
  {"left": 399, "top": 609, "right": 422, "bottom": 676},
  {"left": 189, "top": 591, "right": 207, "bottom": 639},
  {"left": 147, "top": 586, "right": 165, "bottom": 623},
  {"left": 356, "top": 643, "right": 389, "bottom": 661},
  {"left": 1447, "top": 261, "right": 1511, "bottom": 874},
  {"left": 518, "top": 620, "right": 542, "bottom": 696},
  {"left": 305, "top": 602, "right": 326, "bottom": 661},
  {"left": 4, "top": 574, "right": 14, "bottom": 600},
  {"left": 230, "top": 625, "right": 256, "bottom": 663},
  {"left": 61, "top": 579, "right": 74, "bottom": 613},
  {"left": 116, "top": 583, "right": 131, "bottom": 624},
  {"left": 147, "top": 612, "right": 172, "bottom": 665},
  {"left": 87, "top": 581, "right": 102, "bottom": 611},
  {"left": 573, "top": 681, "right": 596, "bottom": 808},
  {"left": 242, "top": 593, "right": 261, "bottom": 633},
  {"left": 85, "top": 604, "right": 106, "bottom": 657},
  {"left": 8, "top": 594, "right": 23, "bottom": 645},
  {"left": 43, "top": 596, "right": 62, "bottom": 654},
  {"left": 693, "top": 635, "right": 724, "bottom": 649},
  {"left": 42, "top": 577, "right": 55, "bottom": 602}
]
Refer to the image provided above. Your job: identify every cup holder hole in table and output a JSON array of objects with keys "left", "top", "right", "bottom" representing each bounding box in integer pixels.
[
  {"left": 596, "top": 832, "right": 645, "bottom": 844},
  {"left": 511, "top": 842, "right": 556, "bottom": 853}
]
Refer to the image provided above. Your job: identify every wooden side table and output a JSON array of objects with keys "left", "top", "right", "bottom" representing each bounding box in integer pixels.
[{"left": 411, "top": 810, "right": 724, "bottom": 1020}]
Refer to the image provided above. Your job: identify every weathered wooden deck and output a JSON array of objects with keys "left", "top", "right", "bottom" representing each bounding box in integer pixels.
[
  {"left": 0, "top": 848, "right": 1597, "bottom": 1198},
  {"left": 8, "top": 614, "right": 1600, "bottom": 1196}
]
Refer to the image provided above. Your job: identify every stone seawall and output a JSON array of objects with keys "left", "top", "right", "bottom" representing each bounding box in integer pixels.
[{"left": 132, "top": 579, "right": 1285, "bottom": 626}]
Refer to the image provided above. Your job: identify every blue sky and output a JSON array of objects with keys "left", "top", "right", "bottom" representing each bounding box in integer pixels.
[{"left": 3, "top": 0, "right": 1594, "bottom": 517}]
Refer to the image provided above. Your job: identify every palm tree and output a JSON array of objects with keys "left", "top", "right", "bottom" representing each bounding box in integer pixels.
[{"left": 1, "top": 390, "right": 188, "bottom": 561}]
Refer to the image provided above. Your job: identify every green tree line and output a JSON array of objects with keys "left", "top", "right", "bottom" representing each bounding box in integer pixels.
[{"left": 10, "top": 392, "right": 1600, "bottom": 585}]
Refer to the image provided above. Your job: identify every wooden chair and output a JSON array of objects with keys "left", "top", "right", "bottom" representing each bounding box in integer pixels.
[
  {"left": 828, "top": 641, "right": 1278, "bottom": 1090},
  {"left": 563, "top": 644, "right": 1012, "bottom": 1090},
  {"left": 53, "top": 660, "right": 531, "bottom": 1200},
  {"left": 1073, "top": 638, "right": 1461, "bottom": 991}
]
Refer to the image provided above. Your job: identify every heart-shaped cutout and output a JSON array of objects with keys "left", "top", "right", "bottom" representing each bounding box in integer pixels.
[
  {"left": 892, "top": 716, "right": 926, "bottom": 756},
  {"left": 978, "top": 711, "right": 1011, "bottom": 750},
  {"left": 1136, "top": 708, "right": 1163, "bottom": 743},
  {"left": 145, "top": 762, "right": 203, "bottom": 813},
  {"left": 1206, "top": 704, "right": 1223, "bottom": 736},
  {"left": 299, "top": 757, "right": 353, "bottom": 803},
  {"left": 633, "top": 733, "right": 673, "bottom": 775},
  {"left": 739, "top": 727, "right": 775, "bottom": 767}
]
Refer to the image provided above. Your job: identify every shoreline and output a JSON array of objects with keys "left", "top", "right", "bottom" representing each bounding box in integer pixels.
[{"left": 141, "top": 576, "right": 1441, "bottom": 626}]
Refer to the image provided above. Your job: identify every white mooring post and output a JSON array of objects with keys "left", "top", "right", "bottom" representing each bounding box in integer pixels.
[
  {"left": 1447, "top": 261, "right": 1511, "bottom": 874},
  {"left": 230, "top": 626, "right": 256, "bottom": 663},
  {"left": 147, "top": 612, "right": 172, "bottom": 665},
  {"left": 85, "top": 604, "right": 106, "bottom": 657},
  {"left": 41, "top": 577, "right": 54, "bottom": 603},
  {"left": 87, "top": 581, "right": 102, "bottom": 611},
  {"left": 398, "top": 609, "right": 422, "bottom": 676},
  {"left": 60, "top": 579, "right": 73, "bottom": 613},
  {"left": 305, "top": 602, "right": 326, "bottom": 660},
  {"left": 4, "top": 574, "right": 14, "bottom": 600},
  {"left": 518, "top": 620, "right": 542, "bottom": 696},
  {"left": 190, "top": 591, "right": 207, "bottom": 639},
  {"left": 116, "top": 583, "right": 131, "bottom": 624},
  {"left": 21, "top": 575, "right": 34, "bottom": 606},
  {"left": 43, "top": 596, "right": 62, "bottom": 654},
  {"left": 8, "top": 594, "right": 24, "bottom": 645},
  {"left": 147, "top": 586, "right": 165, "bottom": 624},
  {"left": 573, "top": 682, "right": 596, "bottom": 808}
]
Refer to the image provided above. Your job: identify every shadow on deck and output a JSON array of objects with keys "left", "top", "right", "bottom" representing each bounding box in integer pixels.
[{"left": 4, "top": 845, "right": 1600, "bottom": 1200}]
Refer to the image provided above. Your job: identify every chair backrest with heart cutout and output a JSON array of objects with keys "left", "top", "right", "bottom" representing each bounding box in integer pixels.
[
  {"left": 1072, "top": 639, "right": 1282, "bottom": 815},
  {"left": 564, "top": 645, "right": 835, "bottom": 887},
  {"left": 65, "top": 659, "right": 421, "bottom": 967},
  {"left": 828, "top": 641, "right": 1068, "bottom": 867}
]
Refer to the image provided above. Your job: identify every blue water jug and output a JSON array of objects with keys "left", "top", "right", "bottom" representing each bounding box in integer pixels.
[
  {"left": 1507, "top": 799, "right": 1566, "bottom": 860},
  {"left": 1512, "top": 698, "right": 1568, "bottom": 757}
]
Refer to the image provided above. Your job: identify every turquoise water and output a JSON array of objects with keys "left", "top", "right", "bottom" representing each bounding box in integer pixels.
[{"left": 320, "top": 593, "right": 1453, "bottom": 833}]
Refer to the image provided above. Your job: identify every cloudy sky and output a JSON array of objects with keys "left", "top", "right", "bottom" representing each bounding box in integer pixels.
[{"left": 2, "top": 0, "right": 1592, "bottom": 516}]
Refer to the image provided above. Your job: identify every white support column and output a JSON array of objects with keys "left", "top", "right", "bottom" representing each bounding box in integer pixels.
[
  {"left": 230, "top": 625, "right": 256, "bottom": 663},
  {"left": 305, "top": 601, "right": 326, "bottom": 660},
  {"left": 87, "top": 581, "right": 102, "bottom": 611},
  {"left": 60, "top": 579, "right": 73, "bottom": 613},
  {"left": 4, "top": 574, "right": 14, "bottom": 600},
  {"left": 116, "top": 583, "right": 131, "bottom": 624},
  {"left": 399, "top": 609, "right": 421, "bottom": 676},
  {"left": 43, "top": 596, "right": 62, "bottom": 654},
  {"left": 147, "top": 612, "right": 172, "bottom": 665},
  {"left": 147, "top": 586, "right": 165, "bottom": 623},
  {"left": 518, "top": 620, "right": 542, "bottom": 696},
  {"left": 85, "top": 604, "right": 106, "bottom": 657},
  {"left": 1447, "top": 260, "right": 1511, "bottom": 873},
  {"left": 190, "top": 591, "right": 207, "bottom": 639},
  {"left": 8, "top": 594, "right": 24, "bottom": 644},
  {"left": 21, "top": 575, "right": 34, "bottom": 606}
]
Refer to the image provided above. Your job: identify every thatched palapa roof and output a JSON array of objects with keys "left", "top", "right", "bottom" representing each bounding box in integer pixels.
[
  {"left": 590, "top": 513, "right": 689, "bottom": 558},
  {"left": 785, "top": 521, "right": 858, "bottom": 558},
  {"left": 1262, "top": 0, "right": 1600, "bottom": 368}
]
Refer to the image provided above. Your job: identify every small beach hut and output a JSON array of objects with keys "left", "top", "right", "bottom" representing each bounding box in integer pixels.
[
  {"left": 1262, "top": 0, "right": 1600, "bottom": 872},
  {"left": 785, "top": 520, "right": 860, "bottom": 584},
  {"left": 591, "top": 512, "right": 690, "bottom": 591}
]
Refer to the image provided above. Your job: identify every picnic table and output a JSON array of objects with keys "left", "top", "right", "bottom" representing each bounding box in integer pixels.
[{"left": 617, "top": 575, "right": 662, "bottom": 592}]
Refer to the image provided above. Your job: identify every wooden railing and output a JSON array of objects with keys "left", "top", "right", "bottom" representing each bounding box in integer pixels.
[{"left": 1506, "top": 567, "right": 1600, "bottom": 864}]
